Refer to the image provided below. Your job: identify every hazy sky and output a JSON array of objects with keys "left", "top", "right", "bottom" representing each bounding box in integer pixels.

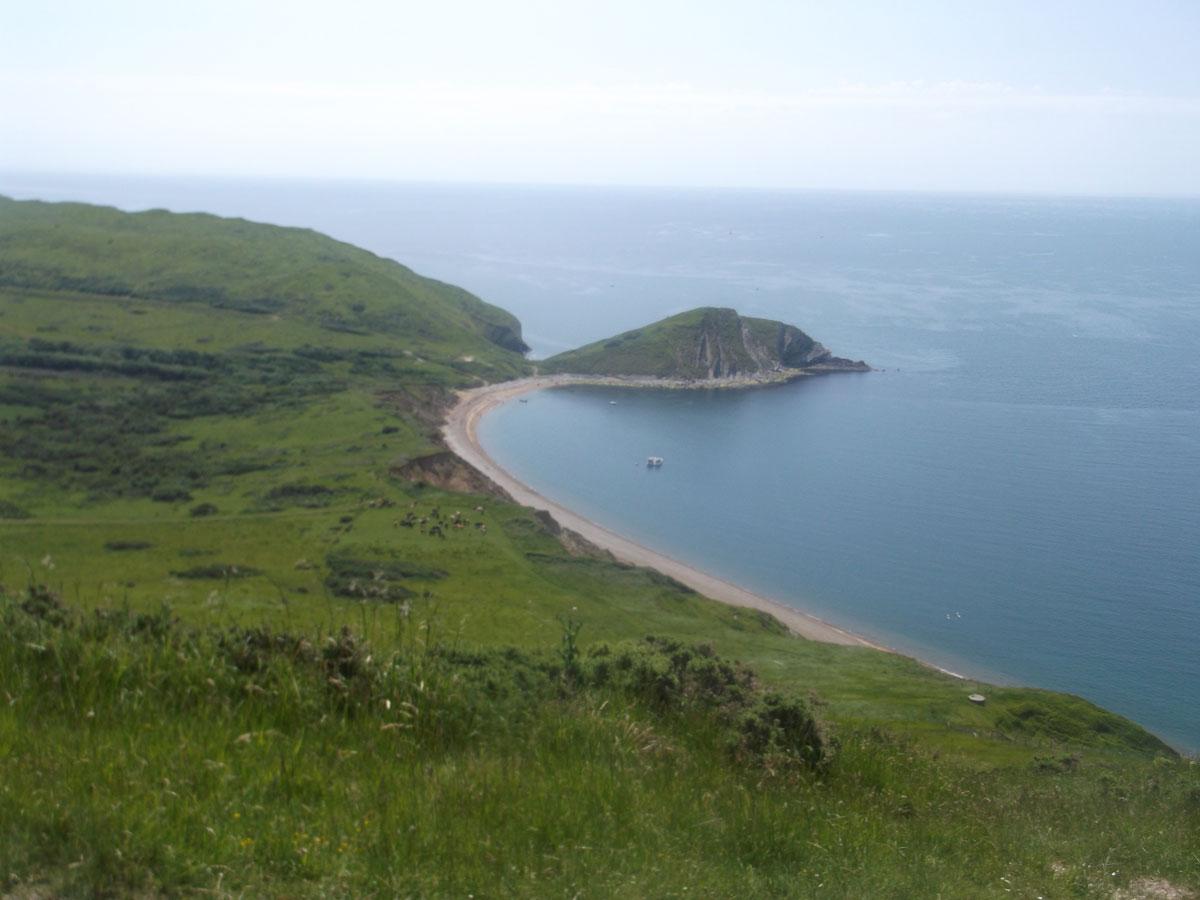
[{"left": 4, "top": 0, "right": 1199, "bottom": 195}]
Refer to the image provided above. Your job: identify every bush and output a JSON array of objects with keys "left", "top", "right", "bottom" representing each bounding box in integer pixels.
[
  {"left": 0, "top": 500, "right": 31, "bottom": 519},
  {"left": 582, "top": 637, "right": 830, "bottom": 768},
  {"left": 323, "top": 547, "right": 445, "bottom": 600},
  {"left": 152, "top": 486, "right": 193, "bottom": 503},
  {"left": 584, "top": 636, "right": 754, "bottom": 709},
  {"left": 736, "top": 692, "right": 830, "bottom": 767},
  {"left": 263, "top": 482, "right": 337, "bottom": 508},
  {"left": 16, "top": 584, "right": 71, "bottom": 626},
  {"left": 171, "top": 564, "right": 261, "bottom": 580},
  {"left": 189, "top": 502, "right": 218, "bottom": 517},
  {"left": 104, "top": 540, "right": 153, "bottom": 551}
]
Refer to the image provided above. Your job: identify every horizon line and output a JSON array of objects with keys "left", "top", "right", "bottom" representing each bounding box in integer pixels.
[{"left": 2, "top": 168, "right": 1199, "bottom": 204}]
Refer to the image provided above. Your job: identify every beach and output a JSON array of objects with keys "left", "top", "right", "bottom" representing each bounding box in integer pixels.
[{"left": 443, "top": 376, "right": 888, "bottom": 650}]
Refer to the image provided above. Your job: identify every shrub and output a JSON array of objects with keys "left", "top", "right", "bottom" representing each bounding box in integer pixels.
[
  {"left": 17, "top": 583, "right": 71, "bottom": 626},
  {"left": 104, "top": 540, "right": 153, "bottom": 551},
  {"left": 263, "top": 482, "right": 337, "bottom": 508},
  {"left": 582, "top": 636, "right": 830, "bottom": 769},
  {"left": 171, "top": 564, "right": 261, "bottom": 580},
  {"left": 0, "top": 500, "right": 31, "bottom": 519},
  {"left": 735, "top": 692, "right": 830, "bottom": 767},
  {"left": 323, "top": 547, "right": 445, "bottom": 601},
  {"left": 152, "top": 486, "right": 193, "bottom": 503},
  {"left": 584, "top": 636, "right": 754, "bottom": 710}
]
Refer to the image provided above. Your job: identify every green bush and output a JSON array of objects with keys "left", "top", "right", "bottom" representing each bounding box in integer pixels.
[
  {"left": 103, "top": 540, "right": 153, "bottom": 551},
  {"left": 582, "top": 636, "right": 830, "bottom": 768},
  {"left": 263, "top": 482, "right": 337, "bottom": 508},
  {"left": 151, "top": 486, "right": 193, "bottom": 503},
  {"left": 171, "top": 564, "right": 261, "bottom": 580},
  {"left": 0, "top": 499, "right": 31, "bottom": 519},
  {"left": 323, "top": 547, "right": 446, "bottom": 600}
]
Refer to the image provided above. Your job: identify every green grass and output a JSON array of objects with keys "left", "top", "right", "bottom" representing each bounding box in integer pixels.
[
  {"left": 0, "top": 482, "right": 1171, "bottom": 756},
  {"left": 1, "top": 197, "right": 1196, "bottom": 896},
  {"left": 0, "top": 196, "right": 531, "bottom": 368},
  {"left": 1, "top": 591, "right": 1196, "bottom": 898}
]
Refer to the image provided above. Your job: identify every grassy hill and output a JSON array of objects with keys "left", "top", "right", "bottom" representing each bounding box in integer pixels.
[
  {"left": 0, "top": 195, "right": 531, "bottom": 520},
  {"left": 0, "top": 195, "right": 530, "bottom": 362},
  {"left": 0, "top": 199, "right": 1195, "bottom": 898},
  {"left": 541, "top": 306, "right": 868, "bottom": 379}
]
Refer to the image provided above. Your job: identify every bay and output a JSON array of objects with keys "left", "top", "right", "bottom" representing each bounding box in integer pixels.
[{"left": 3, "top": 174, "right": 1196, "bottom": 749}]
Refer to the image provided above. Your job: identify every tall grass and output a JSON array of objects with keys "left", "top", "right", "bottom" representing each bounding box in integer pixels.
[{"left": 1, "top": 585, "right": 1196, "bottom": 898}]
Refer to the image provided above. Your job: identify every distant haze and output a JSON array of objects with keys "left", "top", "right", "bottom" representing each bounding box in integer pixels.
[{"left": 3, "top": 0, "right": 1199, "bottom": 196}]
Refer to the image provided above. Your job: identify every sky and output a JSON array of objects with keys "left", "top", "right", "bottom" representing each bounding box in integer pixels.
[{"left": 3, "top": 0, "right": 1199, "bottom": 195}]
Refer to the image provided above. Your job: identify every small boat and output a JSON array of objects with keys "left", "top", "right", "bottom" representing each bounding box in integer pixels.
[
  {"left": 518, "top": 399, "right": 528, "bottom": 404},
  {"left": 646, "top": 456, "right": 664, "bottom": 467},
  {"left": 609, "top": 400, "right": 618, "bottom": 405}
]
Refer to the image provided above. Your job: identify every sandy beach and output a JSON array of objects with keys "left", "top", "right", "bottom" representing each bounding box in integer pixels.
[{"left": 442, "top": 376, "right": 887, "bottom": 650}]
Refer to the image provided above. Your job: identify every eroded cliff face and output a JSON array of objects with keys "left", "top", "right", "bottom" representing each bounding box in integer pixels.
[
  {"left": 774, "top": 324, "right": 829, "bottom": 367},
  {"left": 391, "top": 451, "right": 512, "bottom": 499},
  {"left": 693, "top": 328, "right": 739, "bottom": 378},
  {"left": 685, "top": 309, "right": 855, "bottom": 378}
]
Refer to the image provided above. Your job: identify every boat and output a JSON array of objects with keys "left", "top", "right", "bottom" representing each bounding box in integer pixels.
[{"left": 646, "top": 456, "right": 664, "bottom": 467}]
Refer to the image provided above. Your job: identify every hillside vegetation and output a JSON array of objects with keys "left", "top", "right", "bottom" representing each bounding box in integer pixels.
[
  {"left": 0, "top": 198, "right": 1195, "bottom": 898},
  {"left": 541, "top": 306, "right": 868, "bottom": 379},
  {"left": 0, "top": 196, "right": 530, "bottom": 363}
]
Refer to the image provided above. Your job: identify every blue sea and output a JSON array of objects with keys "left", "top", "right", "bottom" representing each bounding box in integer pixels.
[{"left": 2, "top": 174, "right": 1197, "bottom": 750}]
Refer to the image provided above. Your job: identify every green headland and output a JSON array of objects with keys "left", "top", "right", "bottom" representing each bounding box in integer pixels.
[
  {"left": 0, "top": 197, "right": 1195, "bottom": 898},
  {"left": 542, "top": 306, "right": 869, "bottom": 380}
]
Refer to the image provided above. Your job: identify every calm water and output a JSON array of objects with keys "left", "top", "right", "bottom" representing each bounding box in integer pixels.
[{"left": 2, "top": 174, "right": 1197, "bottom": 750}]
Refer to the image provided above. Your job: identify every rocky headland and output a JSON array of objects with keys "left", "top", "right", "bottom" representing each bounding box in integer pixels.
[{"left": 539, "top": 306, "right": 869, "bottom": 382}]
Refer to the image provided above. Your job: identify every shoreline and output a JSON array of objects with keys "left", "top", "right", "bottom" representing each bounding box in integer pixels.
[{"left": 443, "top": 375, "right": 943, "bottom": 660}]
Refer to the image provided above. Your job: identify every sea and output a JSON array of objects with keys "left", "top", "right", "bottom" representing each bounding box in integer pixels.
[{"left": 2, "top": 174, "right": 1197, "bottom": 751}]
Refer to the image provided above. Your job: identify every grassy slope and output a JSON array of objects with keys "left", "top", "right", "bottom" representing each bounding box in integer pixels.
[
  {"left": 0, "top": 199, "right": 1196, "bottom": 897},
  {"left": 541, "top": 307, "right": 745, "bottom": 378},
  {"left": 0, "top": 196, "right": 530, "bottom": 364},
  {"left": 4, "top": 596, "right": 1197, "bottom": 899}
]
